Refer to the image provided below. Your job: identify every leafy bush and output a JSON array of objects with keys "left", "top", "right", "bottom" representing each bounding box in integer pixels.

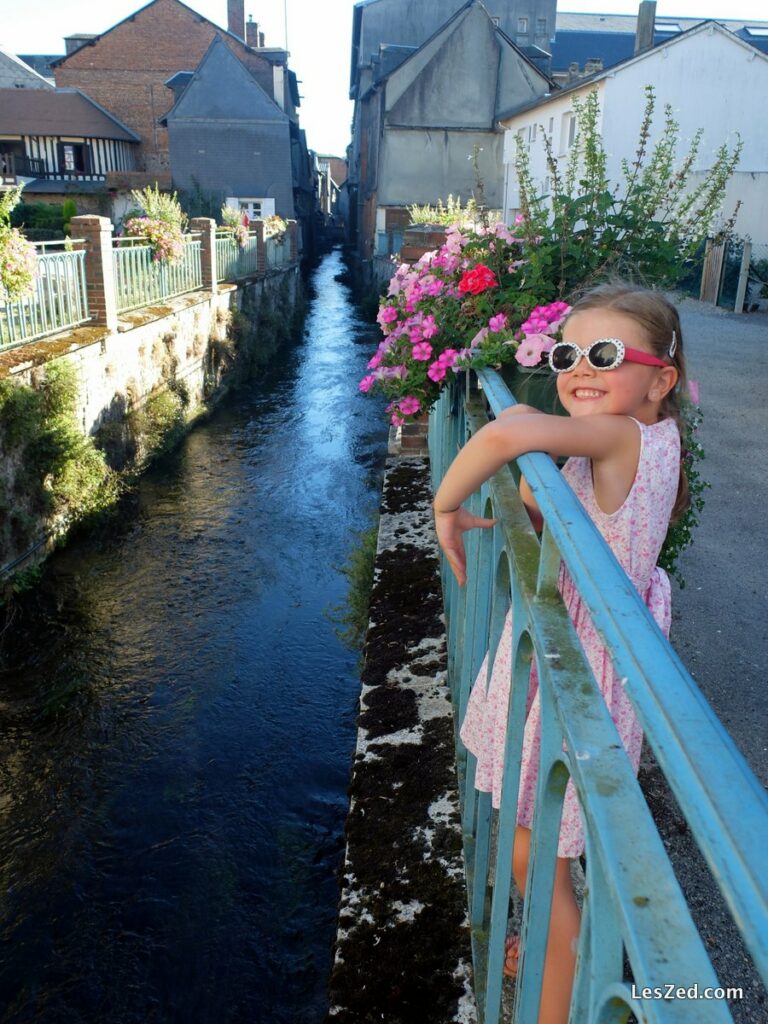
[
  {"left": 513, "top": 87, "right": 741, "bottom": 297},
  {"left": 408, "top": 195, "right": 482, "bottom": 228},
  {"left": 124, "top": 185, "right": 188, "bottom": 264},
  {"left": 0, "top": 187, "right": 37, "bottom": 301}
]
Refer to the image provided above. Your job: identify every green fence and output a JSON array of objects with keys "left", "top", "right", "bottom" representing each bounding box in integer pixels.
[
  {"left": 113, "top": 237, "right": 203, "bottom": 314},
  {"left": 1, "top": 244, "right": 89, "bottom": 351}
]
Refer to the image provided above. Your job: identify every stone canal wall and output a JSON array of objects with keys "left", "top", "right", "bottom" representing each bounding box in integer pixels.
[
  {"left": 326, "top": 442, "right": 476, "bottom": 1024},
  {"left": 0, "top": 266, "right": 302, "bottom": 580}
]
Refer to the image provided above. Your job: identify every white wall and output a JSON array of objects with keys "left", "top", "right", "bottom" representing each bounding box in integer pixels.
[{"left": 501, "top": 26, "right": 768, "bottom": 238}]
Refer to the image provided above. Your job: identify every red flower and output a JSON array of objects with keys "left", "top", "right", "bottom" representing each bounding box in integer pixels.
[{"left": 457, "top": 263, "right": 498, "bottom": 296}]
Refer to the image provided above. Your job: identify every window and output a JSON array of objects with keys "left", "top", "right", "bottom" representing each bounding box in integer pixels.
[
  {"left": 528, "top": 124, "right": 537, "bottom": 144},
  {"left": 744, "top": 26, "right": 768, "bottom": 36},
  {"left": 536, "top": 17, "right": 547, "bottom": 35},
  {"left": 548, "top": 116, "right": 554, "bottom": 135},
  {"left": 517, "top": 16, "right": 528, "bottom": 33},
  {"left": 560, "top": 113, "right": 577, "bottom": 153},
  {"left": 57, "top": 141, "right": 92, "bottom": 175},
  {"left": 225, "top": 197, "right": 276, "bottom": 220}
]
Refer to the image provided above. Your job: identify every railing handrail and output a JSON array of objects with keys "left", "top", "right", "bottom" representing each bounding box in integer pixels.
[
  {"left": 31, "top": 239, "right": 87, "bottom": 250},
  {"left": 112, "top": 234, "right": 201, "bottom": 246},
  {"left": 430, "top": 372, "right": 768, "bottom": 1023},
  {"left": 475, "top": 368, "right": 768, "bottom": 970}
]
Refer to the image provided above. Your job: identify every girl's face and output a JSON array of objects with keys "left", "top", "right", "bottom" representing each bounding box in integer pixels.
[{"left": 555, "top": 309, "right": 677, "bottom": 423}]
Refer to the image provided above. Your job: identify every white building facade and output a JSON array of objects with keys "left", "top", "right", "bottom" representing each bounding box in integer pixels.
[{"left": 500, "top": 22, "right": 768, "bottom": 240}]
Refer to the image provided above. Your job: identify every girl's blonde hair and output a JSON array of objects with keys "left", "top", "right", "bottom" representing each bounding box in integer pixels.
[{"left": 567, "top": 284, "right": 689, "bottom": 521}]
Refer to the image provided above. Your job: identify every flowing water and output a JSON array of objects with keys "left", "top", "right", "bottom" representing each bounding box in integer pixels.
[{"left": 0, "top": 250, "right": 388, "bottom": 1024}]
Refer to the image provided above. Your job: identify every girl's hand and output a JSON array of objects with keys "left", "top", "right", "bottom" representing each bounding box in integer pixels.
[{"left": 434, "top": 506, "right": 496, "bottom": 586}]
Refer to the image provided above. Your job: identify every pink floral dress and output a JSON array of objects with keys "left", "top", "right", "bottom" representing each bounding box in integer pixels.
[{"left": 460, "top": 417, "right": 681, "bottom": 858}]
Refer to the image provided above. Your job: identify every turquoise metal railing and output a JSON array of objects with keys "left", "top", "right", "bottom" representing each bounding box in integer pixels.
[
  {"left": 1, "top": 245, "right": 89, "bottom": 350},
  {"left": 265, "top": 234, "right": 288, "bottom": 269},
  {"left": 215, "top": 232, "right": 260, "bottom": 282},
  {"left": 113, "top": 237, "right": 202, "bottom": 314},
  {"left": 430, "top": 372, "right": 768, "bottom": 1024}
]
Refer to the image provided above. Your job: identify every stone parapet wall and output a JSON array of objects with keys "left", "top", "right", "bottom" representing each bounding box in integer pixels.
[
  {"left": 0, "top": 266, "right": 301, "bottom": 579},
  {"left": 326, "top": 452, "right": 475, "bottom": 1024}
]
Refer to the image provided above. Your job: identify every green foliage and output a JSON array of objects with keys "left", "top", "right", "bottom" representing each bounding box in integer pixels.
[
  {"left": 130, "top": 184, "right": 188, "bottom": 232},
  {"left": 513, "top": 87, "right": 742, "bottom": 297},
  {"left": 408, "top": 194, "right": 481, "bottom": 228},
  {"left": 178, "top": 177, "right": 223, "bottom": 221},
  {"left": 0, "top": 361, "right": 119, "bottom": 555},
  {"left": 129, "top": 388, "right": 186, "bottom": 460},
  {"left": 331, "top": 519, "right": 379, "bottom": 650},
  {"left": 10, "top": 200, "right": 67, "bottom": 234},
  {"left": 658, "top": 398, "right": 709, "bottom": 586}
]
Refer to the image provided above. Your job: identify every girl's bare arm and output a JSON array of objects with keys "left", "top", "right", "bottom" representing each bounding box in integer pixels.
[{"left": 433, "top": 411, "right": 638, "bottom": 583}]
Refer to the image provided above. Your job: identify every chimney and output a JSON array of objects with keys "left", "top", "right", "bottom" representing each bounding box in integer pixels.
[
  {"left": 634, "top": 0, "right": 656, "bottom": 55},
  {"left": 64, "top": 33, "right": 97, "bottom": 54},
  {"left": 259, "top": 31, "right": 265, "bottom": 47},
  {"left": 584, "top": 57, "right": 604, "bottom": 76},
  {"left": 227, "top": 0, "right": 246, "bottom": 40},
  {"left": 246, "top": 15, "right": 260, "bottom": 47}
]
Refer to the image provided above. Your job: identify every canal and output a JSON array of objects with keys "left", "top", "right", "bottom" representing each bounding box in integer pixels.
[{"left": 0, "top": 250, "right": 388, "bottom": 1023}]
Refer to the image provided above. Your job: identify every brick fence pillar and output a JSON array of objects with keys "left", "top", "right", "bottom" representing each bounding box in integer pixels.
[
  {"left": 400, "top": 411, "right": 430, "bottom": 454},
  {"left": 71, "top": 215, "right": 117, "bottom": 331},
  {"left": 190, "top": 217, "right": 218, "bottom": 293},
  {"left": 288, "top": 220, "right": 299, "bottom": 263},
  {"left": 254, "top": 220, "right": 265, "bottom": 274}
]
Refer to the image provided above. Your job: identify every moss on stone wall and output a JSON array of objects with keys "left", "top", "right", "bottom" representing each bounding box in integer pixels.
[
  {"left": 1, "top": 271, "right": 306, "bottom": 586},
  {"left": 0, "top": 360, "right": 119, "bottom": 573}
]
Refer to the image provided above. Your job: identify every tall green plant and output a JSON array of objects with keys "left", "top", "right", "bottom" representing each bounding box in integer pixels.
[{"left": 513, "top": 87, "right": 742, "bottom": 297}]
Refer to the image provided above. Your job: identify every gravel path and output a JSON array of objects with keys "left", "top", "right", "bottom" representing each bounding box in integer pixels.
[{"left": 640, "top": 297, "right": 768, "bottom": 1023}]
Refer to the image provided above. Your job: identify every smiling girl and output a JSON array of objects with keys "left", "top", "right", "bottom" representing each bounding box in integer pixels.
[{"left": 433, "top": 284, "right": 687, "bottom": 1024}]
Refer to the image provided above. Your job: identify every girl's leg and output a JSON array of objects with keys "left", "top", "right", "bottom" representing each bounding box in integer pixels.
[{"left": 511, "top": 826, "right": 581, "bottom": 1024}]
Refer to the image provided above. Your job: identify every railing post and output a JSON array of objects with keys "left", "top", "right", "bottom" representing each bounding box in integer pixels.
[
  {"left": 254, "top": 220, "right": 266, "bottom": 275},
  {"left": 190, "top": 217, "right": 218, "bottom": 294},
  {"left": 71, "top": 215, "right": 117, "bottom": 332}
]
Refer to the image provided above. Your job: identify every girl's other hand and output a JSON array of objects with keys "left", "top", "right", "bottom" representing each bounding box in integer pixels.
[{"left": 434, "top": 506, "right": 496, "bottom": 586}]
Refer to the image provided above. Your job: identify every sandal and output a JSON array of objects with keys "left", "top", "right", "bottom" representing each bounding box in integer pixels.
[{"left": 504, "top": 934, "right": 520, "bottom": 978}]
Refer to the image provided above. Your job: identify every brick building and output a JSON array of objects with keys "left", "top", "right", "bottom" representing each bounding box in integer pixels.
[{"left": 51, "top": 0, "right": 286, "bottom": 175}]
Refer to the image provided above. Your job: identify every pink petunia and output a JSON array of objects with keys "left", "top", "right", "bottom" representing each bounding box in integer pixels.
[
  {"left": 399, "top": 396, "right": 421, "bottom": 416},
  {"left": 391, "top": 412, "right": 405, "bottom": 427},
  {"left": 421, "top": 314, "right": 439, "bottom": 338},
  {"left": 438, "top": 348, "right": 459, "bottom": 368},
  {"left": 470, "top": 327, "right": 489, "bottom": 347},
  {"left": 367, "top": 353, "right": 383, "bottom": 369},
  {"left": 427, "top": 361, "right": 448, "bottom": 382},
  {"left": 411, "top": 341, "right": 433, "bottom": 361},
  {"left": 359, "top": 375, "right": 376, "bottom": 393},
  {"left": 515, "top": 336, "right": 549, "bottom": 367},
  {"left": 488, "top": 313, "right": 508, "bottom": 334},
  {"left": 377, "top": 305, "right": 399, "bottom": 325}
]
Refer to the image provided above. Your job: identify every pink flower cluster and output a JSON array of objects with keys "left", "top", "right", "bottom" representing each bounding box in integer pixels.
[
  {"left": 515, "top": 301, "right": 572, "bottom": 366},
  {"left": 519, "top": 301, "right": 570, "bottom": 336},
  {"left": 0, "top": 227, "right": 38, "bottom": 302},
  {"left": 125, "top": 216, "right": 186, "bottom": 265},
  {"left": 359, "top": 219, "right": 566, "bottom": 422}
]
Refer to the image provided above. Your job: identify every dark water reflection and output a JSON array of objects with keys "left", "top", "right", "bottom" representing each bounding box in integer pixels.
[{"left": 0, "top": 250, "right": 387, "bottom": 1023}]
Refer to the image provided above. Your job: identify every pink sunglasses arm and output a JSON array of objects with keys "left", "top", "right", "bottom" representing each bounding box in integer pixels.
[{"left": 623, "top": 346, "right": 670, "bottom": 368}]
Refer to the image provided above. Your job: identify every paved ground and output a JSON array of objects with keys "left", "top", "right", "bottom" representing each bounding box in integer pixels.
[{"left": 641, "top": 297, "right": 768, "bottom": 1023}]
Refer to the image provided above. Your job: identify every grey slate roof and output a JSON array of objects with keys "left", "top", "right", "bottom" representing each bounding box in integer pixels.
[
  {"left": 16, "top": 54, "right": 61, "bottom": 79},
  {"left": 0, "top": 88, "right": 140, "bottom": 141},
  {"left": 554, "top": 12, "right": 768, "bottom": 34}
]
